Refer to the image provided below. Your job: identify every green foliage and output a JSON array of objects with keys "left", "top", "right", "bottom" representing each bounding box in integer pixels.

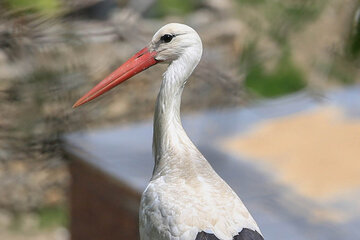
[
  {"left": 328, "top": 66, "right": 354, "bottom": 84},
  {"left": 4, "top": 0, "right": 60, "bottom": 15},
  {"left": 237, "top": 0, "right": 265, "bottom": 5},
  {"left": 8, "top": 205, "right": 67, "bottom": 232},
  {"left": 320, "top": 59, "right": 356, "bottom": 84},
  {"left": 268, "top": 1, "right": 323, "bottom": 44},
  {"left": 347, "top": 14, "right": 360, "bottom": 59},
  {"left": 146, "top": 0, "right": 200, "bottom": 18},
  {"left": 236, "top": 0, "right": 325, "bottom": 44},
  {"left": 243, "top": 47, "right": 306, "bottom": 98},
  {"left": 37, "top": 205, "right": 68, "bottom": 229}
]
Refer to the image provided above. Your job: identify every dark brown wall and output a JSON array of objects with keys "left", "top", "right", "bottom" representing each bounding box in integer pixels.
[{"left": 70, "top": 158, "right": 141, "bottom": 240}]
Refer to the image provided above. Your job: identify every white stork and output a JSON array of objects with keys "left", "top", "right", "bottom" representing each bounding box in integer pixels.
[{"left": 73, "top": 23, "right": 263, "bottom": 240}]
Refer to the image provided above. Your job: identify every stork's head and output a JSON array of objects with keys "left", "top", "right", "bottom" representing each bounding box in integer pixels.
[
  {"left": 150, "top": 23, "right": 202, "bottom": 63},
  {"left": 73, "top": 23, "right": 202, "bottom": 108}
]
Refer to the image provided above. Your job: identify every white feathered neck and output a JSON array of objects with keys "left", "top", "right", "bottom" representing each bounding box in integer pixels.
[{"left": 152, "top": 44, "right": 202, "bottom": 176}]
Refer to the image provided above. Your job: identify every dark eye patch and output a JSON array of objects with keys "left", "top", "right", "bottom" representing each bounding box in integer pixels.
[{"left": 160, "top": 34, "right": 174, "bottom": 43}]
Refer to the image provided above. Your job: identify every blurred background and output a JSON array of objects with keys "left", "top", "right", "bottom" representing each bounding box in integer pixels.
[{"left": 0, "top": 0, "right": 360, "bottom": 239}]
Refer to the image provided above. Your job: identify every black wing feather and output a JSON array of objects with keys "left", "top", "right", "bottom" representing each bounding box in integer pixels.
[
  {"left": 195, "top": 231, "right": 219, "bottom": 240},
  {"left": 233, "top": 228, "right": 264, "bottom": 240},
  {"left": 195, "top": 228, "right": 264, "bottom": 240}
]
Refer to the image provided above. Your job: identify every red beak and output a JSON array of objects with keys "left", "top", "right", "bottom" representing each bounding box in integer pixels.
[{"left": 73, "top": 47, "right": 158, "bottom": 108}]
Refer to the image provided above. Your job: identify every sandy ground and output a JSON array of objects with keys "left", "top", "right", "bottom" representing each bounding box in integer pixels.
[{"left": 222, "top": 106, "right": 360, "bottom": 201}]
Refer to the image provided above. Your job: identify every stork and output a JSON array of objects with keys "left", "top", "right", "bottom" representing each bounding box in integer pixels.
[{"left": 73, "top": 23, "right": 264, "bottom": 240}]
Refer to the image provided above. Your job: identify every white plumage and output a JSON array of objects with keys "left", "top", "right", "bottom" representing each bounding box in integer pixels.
[
  {"left": 139, "top": 23, "right": 262, "bottom": 240},
  {"left": 74, "top": 23, "right": 263, "bottom": 240}
]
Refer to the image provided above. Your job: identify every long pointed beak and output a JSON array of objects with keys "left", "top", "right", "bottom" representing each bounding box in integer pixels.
[{"left": 73, "top": 47, "right": 158, "bottom": 108}]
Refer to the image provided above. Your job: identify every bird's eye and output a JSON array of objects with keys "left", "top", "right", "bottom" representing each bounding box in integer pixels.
[{"left": 160, "top": 34, "right": 174, "bottom": 43}]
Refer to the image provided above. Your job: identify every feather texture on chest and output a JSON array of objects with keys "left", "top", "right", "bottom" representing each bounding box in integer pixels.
[{"left": 139, "top": 170, "right": 261, "bottom": 240}]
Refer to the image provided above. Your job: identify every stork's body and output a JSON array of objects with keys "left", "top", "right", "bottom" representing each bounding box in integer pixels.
[{"left": 74, "top": 23, "right": 263, "bottom": 240}]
